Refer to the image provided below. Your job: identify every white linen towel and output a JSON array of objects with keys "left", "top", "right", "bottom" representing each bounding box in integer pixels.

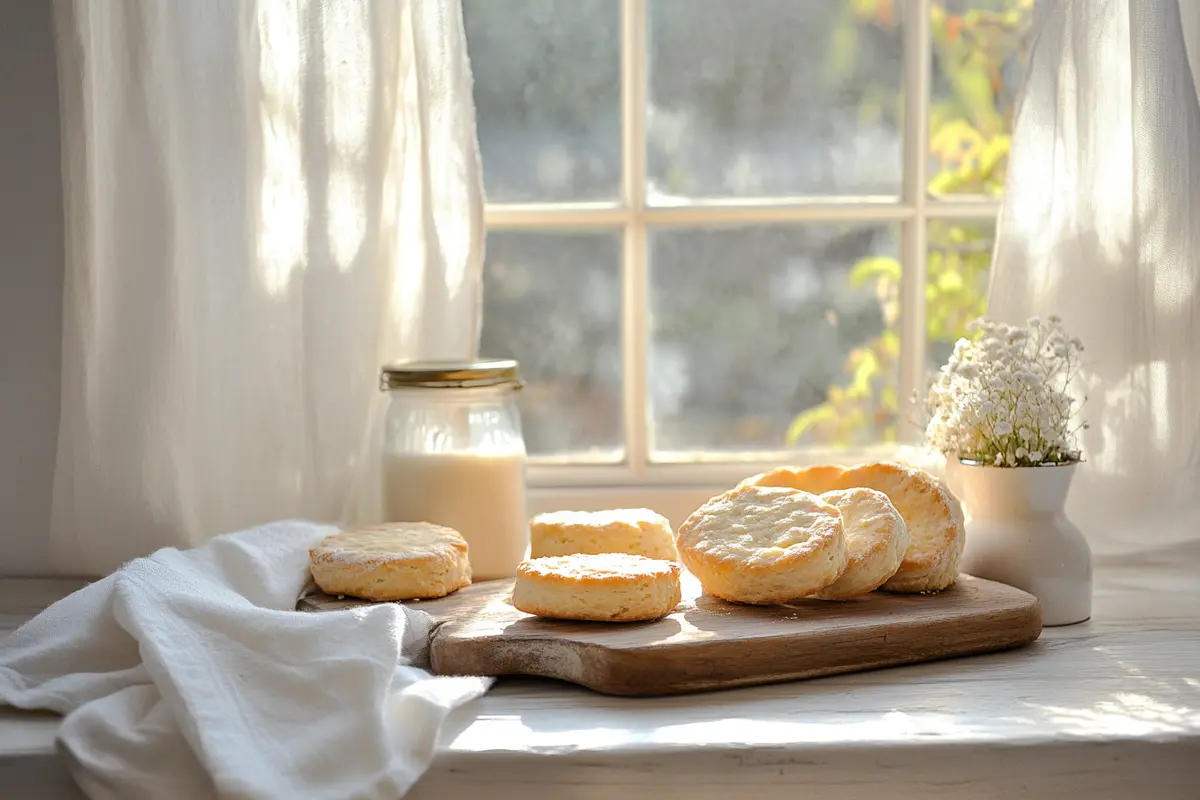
[{"left": 0, "top": 521, "right": 492, "bottom": 799}]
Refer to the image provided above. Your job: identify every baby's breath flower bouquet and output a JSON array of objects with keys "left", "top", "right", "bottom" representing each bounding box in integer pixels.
[{"left": 923, "top": 315, "right": 1087, "bottom": 468}]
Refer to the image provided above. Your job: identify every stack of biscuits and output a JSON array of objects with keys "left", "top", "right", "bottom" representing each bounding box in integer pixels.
[{"left": 513, "top": 509, "right": 682, "bottom": 622}]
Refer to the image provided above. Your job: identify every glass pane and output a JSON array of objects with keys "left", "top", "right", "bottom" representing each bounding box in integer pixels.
[
  {"left": 925, "top": 219, "right": 994, "bottom": 373},
  {"left": 649, "top": 224, "right": 901, "bottom": 455},
  {"left": 647, "top": 0, "right": 905, "bottom": 202},
  {"left": 928, "top": 0, "right": 1035, "bottom": 196},
  {"left": 480, "top": 231, "right": 623, "bottom": 459},
  {"left": 463, "top": 0, "right": 621, "bottom": 203}
]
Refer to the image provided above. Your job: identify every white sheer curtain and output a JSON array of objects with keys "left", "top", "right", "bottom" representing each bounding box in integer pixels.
[
  {"left": 990, "top": 0, "right": 1200, "bottom": 553},
  {"left": 51, "top": 0, "right": 484, "bottom": 575}
]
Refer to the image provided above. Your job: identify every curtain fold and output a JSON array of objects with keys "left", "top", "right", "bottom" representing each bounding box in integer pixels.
[
  {"left": 989, "top": 0, "right": 1200, "bottom": 552},
  {"left": 51, "top": 0, "right": 484, "bottom": 575}
]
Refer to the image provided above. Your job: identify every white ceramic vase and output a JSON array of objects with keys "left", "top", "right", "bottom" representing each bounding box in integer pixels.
[{"left": 947, "top": 459, "right": 1092, "bottom": 626}]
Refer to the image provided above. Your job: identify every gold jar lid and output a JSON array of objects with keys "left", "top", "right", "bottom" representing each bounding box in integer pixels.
[{"left": 380, "top": 359, "right": 522, "bottom": 390}]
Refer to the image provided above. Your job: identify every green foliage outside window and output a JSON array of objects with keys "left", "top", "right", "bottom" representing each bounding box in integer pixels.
[{"left": 787, "top": 0, "right": 1033, "bottom": 447}]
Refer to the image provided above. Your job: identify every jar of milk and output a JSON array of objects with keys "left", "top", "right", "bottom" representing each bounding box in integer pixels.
[{"left": 380, "top": 359, "right": 528, "bottom": 580}]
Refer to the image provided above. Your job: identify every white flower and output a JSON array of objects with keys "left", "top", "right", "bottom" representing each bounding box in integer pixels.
[
  {"left": 921, "top": 315, "right": 1086, "bottom": 467},
  {"left": 1028, "top": 316, "right": 1041, "bottom": 327}
]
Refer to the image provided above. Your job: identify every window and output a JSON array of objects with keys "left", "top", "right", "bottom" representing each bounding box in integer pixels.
[{"left": 465, "top": 0, "right": 1032, "bottom": 487}]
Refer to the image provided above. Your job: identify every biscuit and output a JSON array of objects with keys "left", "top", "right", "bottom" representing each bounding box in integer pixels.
[
  {"left": 308, "top": 522, "right": 471, "bottom": 601},
  {"left": 512, "top": 553, "right": 681, "bottom": 622},
  {"left": 530, "top": 508, "right": 678, "bottom": 561},
  {"left": 676, "top": 485, "right": 847, "bottom": 605},
  {"left": 813, "top": 488, "right": 909, "bottom": 600},
  {"left": 740, "top": 465, "right": 848, "bottom": 495},
  {"left": 836, "top": 462, "right": 964, "bottom": 593}
]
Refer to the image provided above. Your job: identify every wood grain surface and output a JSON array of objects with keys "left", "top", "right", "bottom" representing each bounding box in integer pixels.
[{"left": 298, "top": 572, "right": 1042, "bottom": 696}]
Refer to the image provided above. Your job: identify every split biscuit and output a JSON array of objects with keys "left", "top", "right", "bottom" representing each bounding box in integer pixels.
[
  {"left": 308, "top": 522, "right": 471, "bottom": 601},
  {"left": 836, "top": 462, "right": 964, "bottom": 593},
  {"left": 813, "top": 488, "right": 909, "bottom": 600},
  {"left": 529, "top": 508, "right": 678, "bottom": 561},
  {"left": 512, "top": 553, "right": 681, "bottom": 622},
  {"left": 676, "top": 484, "right": 847, "bottom": 605}
]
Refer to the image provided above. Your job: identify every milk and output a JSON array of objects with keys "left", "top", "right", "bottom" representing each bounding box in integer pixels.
[{"left": 382, "top": 451, "right": 529, "bottom": 580}]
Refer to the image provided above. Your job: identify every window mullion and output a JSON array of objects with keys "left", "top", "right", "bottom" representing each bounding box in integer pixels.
[
  {"left": 621, "top": 0, "right": 648, "bottom": 476},
  {"left": 925, "top": 200, "right": 1003, "bottom": 219},
  {"left": 898, "top": 0, "right": 932, "bottom": 444}
]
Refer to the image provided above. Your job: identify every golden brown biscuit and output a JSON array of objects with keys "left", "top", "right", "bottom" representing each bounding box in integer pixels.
[
  {"left": 813, "top": 488, "right": 909, "bottom": 599},
  {"left": 739, "top": 465, "right": 849, "bottom": 495},
  {"left": 835, "top": 462, "right": 964, "bottom": 592},
  {"left": 676, "top": 484, "right": 847, "bottom": 605},
  {"left": 512, "top": 553, "right": 681, "bottom": 622},
  {"left": 529, "top": 508, "right": 678, "bottom": 561},
  {"left": 308, "top": 522, "right": 471, "bottom": 601}
]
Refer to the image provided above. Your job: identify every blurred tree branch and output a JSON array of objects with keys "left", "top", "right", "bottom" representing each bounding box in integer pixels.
[{"left": 789, "top": 0, "right": 1032, "bottom": 448}]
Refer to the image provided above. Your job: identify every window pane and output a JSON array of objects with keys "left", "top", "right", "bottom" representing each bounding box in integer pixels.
[
  {"left": 647, "top": 0, "right": 905, "bottom": 202},
  {"left": 462, "top": 0, "right": 621, "bottom": 203},
  {"left": 925, "top": 219, "right": 994, "bottom": 373},
  {"left": 928, "top": 0, "right": 1034, "bottom": 196},
  {"left": 480, "top": 231, "right": 623, "bottom": 459},
  {"left": 649, "top": 224, "right": 901, "bottom": 455}
]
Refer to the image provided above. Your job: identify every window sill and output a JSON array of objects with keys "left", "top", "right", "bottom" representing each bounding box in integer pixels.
[{"left": 3, "top": 561, "right": 1199, "bottom": 799}]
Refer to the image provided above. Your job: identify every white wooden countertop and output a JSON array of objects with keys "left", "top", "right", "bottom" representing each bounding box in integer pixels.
[{"left": 3, "top": 546, "right": 1199, "bottom": 799}]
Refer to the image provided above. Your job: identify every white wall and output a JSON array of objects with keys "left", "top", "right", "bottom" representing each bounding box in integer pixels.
[{"left": 0, "top": 1, "right": 64, "bottom": 576}]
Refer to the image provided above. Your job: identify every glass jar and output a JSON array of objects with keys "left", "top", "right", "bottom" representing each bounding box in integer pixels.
[{"left": 380, "top": 359, "right": 528, "bottom": 580}]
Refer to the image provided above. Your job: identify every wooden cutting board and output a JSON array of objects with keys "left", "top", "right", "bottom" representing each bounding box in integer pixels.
[{"left": 298, "top": 573, "right": 1041, "bottom": 696}]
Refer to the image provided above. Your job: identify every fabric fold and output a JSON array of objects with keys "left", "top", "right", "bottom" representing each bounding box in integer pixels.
[{"left": 0, "top": 522, "right": 492, "bottom": 800}]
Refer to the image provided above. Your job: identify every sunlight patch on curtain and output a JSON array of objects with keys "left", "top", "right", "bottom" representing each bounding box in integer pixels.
[
  {"left": 324, "top": 0, "right": 370, "bottom": 271},
  {"left": 257, "top": 0, "right": 309, "bottom": 295}
]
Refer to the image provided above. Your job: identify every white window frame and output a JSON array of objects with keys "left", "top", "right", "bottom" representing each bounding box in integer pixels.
[{"left": 488, "top": 0, "right": 1002, "bottom": 490}]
